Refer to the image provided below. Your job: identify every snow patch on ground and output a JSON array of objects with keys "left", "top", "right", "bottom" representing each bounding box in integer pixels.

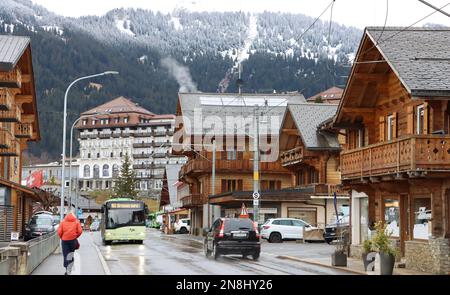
[
  {"left": 41, "top": 25, "right": 63, "bottom": 36},
  {"left": 235, "top": 14, "right": 258, "bottom": 65},
  {"left": 115, "top": 19, "right": 135, "bottom": 37}
]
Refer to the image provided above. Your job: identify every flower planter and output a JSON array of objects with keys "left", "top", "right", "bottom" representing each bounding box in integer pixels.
[
  {"left": 362, "top": 252, "right": 376, "bottom": 271},
  {"left": 379, "top": 252, "right": 395, "bottom": 275},
  {"left": 331, "top": 251, "right": 347, "bottom": 266}
]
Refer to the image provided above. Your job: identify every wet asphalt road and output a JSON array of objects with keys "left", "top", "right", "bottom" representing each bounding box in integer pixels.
[{"left": 93, "top": 229, "right": 352, "bottom": 275}]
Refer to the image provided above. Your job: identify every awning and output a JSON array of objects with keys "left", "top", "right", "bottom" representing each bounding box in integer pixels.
[{"left": 0, "top": 177, "right": 39, "bottom": 201}]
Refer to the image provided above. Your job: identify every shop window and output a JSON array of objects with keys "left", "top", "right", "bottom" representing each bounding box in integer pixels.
[
  {"left": 384, "top": 199, "right": 400, "bottom": 238},
  {"left": 413, "top": 197, "right": 432, "bottom": 240}
]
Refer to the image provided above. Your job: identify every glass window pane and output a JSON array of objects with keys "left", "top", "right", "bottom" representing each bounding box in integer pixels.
[
  {"left": 384, "top": 199, "right": 400, "bottom": 237},
  {"left": 413, "top": 197, "right": 432, "bottom": 240}
]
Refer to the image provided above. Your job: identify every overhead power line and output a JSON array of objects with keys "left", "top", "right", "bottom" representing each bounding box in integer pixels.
[
  {"left": 418, "top": 0, "right": 450, "bottom": 17},
  {"left": 297, "top": 0, "right": 336, "bottom": 42}
]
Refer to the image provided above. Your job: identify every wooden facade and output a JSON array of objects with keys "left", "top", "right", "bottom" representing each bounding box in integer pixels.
[
  {"left": 335, "top": 28, "right": 450, "bottom": 273},
  {"left": 0, "top": 36, "right": 40, "bottom": 240}
]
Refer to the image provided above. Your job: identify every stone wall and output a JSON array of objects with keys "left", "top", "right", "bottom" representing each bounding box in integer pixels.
[{"left": 405, "top": 238, "right": 450, "bottom": 274}]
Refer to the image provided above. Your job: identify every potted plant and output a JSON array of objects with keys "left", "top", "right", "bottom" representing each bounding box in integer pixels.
[
  {"left": 362, "top": 239, "right": 376, "bottom": 271},
  {"left": 331, "top": 227, "right": 348, "bottom": 266},
  {"left": 372, "top": 221, "right": 399, "bottom": 275}
]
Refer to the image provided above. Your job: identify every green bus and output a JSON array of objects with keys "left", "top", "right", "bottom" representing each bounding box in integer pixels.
[{"left": 101, "top": 198, "right": 148, "bottom": 245}]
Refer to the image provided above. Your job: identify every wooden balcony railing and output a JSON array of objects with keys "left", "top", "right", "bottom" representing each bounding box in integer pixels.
[
  {"left": 0, "top": 68, "right": 22, "bottom": 88},
  {"left": 181, "top": 194, "right": 206, "bottom": 208},
  {"left": 0, "top": 88, "right": 13, "bottom": 110},
  {"left": 296, "top": 183, "right": 348, "bottom": 195},
  {"left": 0, "top": 138, "right": 20, "bottom": 156},
  {"left": 280, "top": 147, "right": 304, "bottom": 166},
  {"left": 0, "top": 104, "right": 21, "bottom": 122},
  {"left": 179, "top": 159, "right": 288, "bottom": 178},
  {"left": 0, "top": 129, "right": 13, "bottom": 149},
  {"left": 15, "top": 123, "right": 32, "bottom": 138},
  {"left": 341, "top": 135, "right": 450, "bottom": 180}
]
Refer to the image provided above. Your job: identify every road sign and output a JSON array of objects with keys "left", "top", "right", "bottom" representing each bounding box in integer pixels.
[
  {"left": 253, "top": 199, "right": 259, "bottom": 206},
  {"left": 252, "top": 192, "right": 260, "bottom": 199},
  {"left": 10, "top": 232, "right": 19, "bottom": 241}
]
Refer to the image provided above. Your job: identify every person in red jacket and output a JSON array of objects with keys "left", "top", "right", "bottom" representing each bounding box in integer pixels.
[{"left": 57, "top": 211, "right": 82, "bottom": 275}]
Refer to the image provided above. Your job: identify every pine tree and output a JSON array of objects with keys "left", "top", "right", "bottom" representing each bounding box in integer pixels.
[{"left": 113, "top": 153, "right": 139, "bottom": 199}]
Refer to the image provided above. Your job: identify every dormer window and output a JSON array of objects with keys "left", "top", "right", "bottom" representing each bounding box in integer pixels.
[
  {"left": 124, "top": 117, "right": 129, "bottom": 123},
  {"left": 92, "top": 119, "right": 97, "bottom": 125},
  {"left": 82, "top": 119, "right": 88, "bottom": 126},
  {"left": 115, "top": 117, "right": 120, "bottom": 124}
]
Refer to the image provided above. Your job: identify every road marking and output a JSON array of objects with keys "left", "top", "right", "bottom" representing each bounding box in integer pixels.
[{"left": 92, "top": 234, "right": 112, "bottom": 275}]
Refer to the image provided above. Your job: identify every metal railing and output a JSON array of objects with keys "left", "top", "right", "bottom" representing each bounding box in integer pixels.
[
  {"left": 22, "top": 231, "right": 60, "bottom": 274},
  {"left": 0, "top": 205, "right": 13, "bottom": 242}
]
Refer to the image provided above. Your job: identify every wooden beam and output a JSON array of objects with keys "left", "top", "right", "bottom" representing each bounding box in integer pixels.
[
  {"left": 282, "top": 129, "right": 299, "bottom": 136},
  {"left": 353, "top": 73, "right": 389, "bottom": 82},
  {"left": 342, "top": 107, "right": 374, "bottom": 113},
  {"left": 15, "top": 94, "right": 33, "bottom": 105},
  {"left": 21, "top": 74, "right": 32, "bottom": 83}
]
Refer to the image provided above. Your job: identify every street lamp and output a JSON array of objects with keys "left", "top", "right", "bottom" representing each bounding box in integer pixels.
[
  {"left": 60, "top": 71, "right": 119, "bottom": 221},
  {"left": 68, "top": 111, "right": 111, "bottom": 216}
]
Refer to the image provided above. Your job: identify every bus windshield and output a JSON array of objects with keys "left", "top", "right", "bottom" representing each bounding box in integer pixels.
[{"left": 106, "top": 207, "right": 146, "bottom": 229}]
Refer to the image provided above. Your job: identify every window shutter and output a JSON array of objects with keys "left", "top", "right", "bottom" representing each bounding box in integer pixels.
[
  {"left": 379, "top": 116, "right": 385, "bottom": 141},
  {"left": 392, "top": 112, "right": 397, "bottom": 139},
  {"left": 221, "top": 179, "right": 227, "bottom": 192},
  {"left": 407, "top": 106, "right": 414, "bottom": 134},
  {"left": 423, "top": 102, "right": 429, "bottom": 134}
]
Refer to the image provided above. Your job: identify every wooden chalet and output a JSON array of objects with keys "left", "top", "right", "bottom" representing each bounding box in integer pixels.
[
  {"left": 278, "top": 103, "right": 349, "bottom": 227},
  {"left": 0, "top": 35, "right": 40, "bottom": 241},
  {"left": 175, "top": 92, "right": 304, "bottom": 235},
  {"left": 334, "top": 27, "right": 450, "bottom": 274}
]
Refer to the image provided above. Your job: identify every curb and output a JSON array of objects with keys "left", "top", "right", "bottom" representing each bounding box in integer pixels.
[
  {"left": 91, "top": 234, "right": 111, "bottom": 275},
  {"left": 277, "top": 255, "right": 367, "bottom": 275},
  {"left": 163, "top": 234, "right": 204, "bottom": 245}
]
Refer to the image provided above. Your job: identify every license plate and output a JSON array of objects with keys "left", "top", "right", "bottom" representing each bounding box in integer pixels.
[{"left": 233, "top": 233, "right": 248, "bottom": 238}]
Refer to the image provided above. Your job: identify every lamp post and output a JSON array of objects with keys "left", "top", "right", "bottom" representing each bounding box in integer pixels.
[{"left": 60, "top": 71, "right": 119, "bottom": 221}]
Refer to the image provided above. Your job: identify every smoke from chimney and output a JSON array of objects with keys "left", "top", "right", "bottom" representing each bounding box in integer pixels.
[{"left": 161, "top": 57, "right": 198, "bottom": 93}]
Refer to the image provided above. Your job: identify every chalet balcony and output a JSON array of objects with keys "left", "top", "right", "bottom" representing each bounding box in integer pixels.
[
  {"left": 0, "top": 138, "right": 20, "bottom": 156},
  {"left": 341, "top": 135, "right": 450, "bottom": 180},
  {"left": 79, "top": 134, "right": 88, "bottom": 139},
  {"left": 133, "top": 153, "right": 151, "bottom": 159},
  {"left": 0, "top": 68, "right": 22, "bottom": 88},
  {"left": 0, "top": 88, "right": 13, "bottom": 110},
  {"left": 133, "top": 143, "right": 152, "bottom": 148},
  {"left": 280, "top": 147, "right": 304, "bottom": 166},
  {"left": 296, "top": 183, "right": 348, "bottom": 196},
  {"left": 112, "top": 133, "right": 121, "bottom": 138},
  {"left": 181, "top": 194, "right": 206, "bottom": 208},
  {"left": 15, "top": 123, "right": 32, "bottom": 138},
  {"left": 0, "top": 104, "right": 21, "bottom": 122},
  {"left": 152, "top": 142, "right": 166, "bottom": 147},
  {"left": 0, "top": 129, "right": 13, "bottom": 149},
  {"left": 179, "top": 159, "right": 288, "bottom": 178}
]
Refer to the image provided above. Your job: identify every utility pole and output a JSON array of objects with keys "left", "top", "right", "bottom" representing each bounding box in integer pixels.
[
  {"left": 209, "top": 139, "right": 216, "bottom": 227},
  {"left": 253, "top": 106, "right": 260, "bottom": 224}
]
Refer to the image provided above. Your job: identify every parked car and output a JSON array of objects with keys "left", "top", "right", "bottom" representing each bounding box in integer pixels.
[
  {"left": 90, "top": 220, "right": 100, "bottom": 231},
  {"left": 260, "top": 218, "right": 312, "bottom": 243},
  {"left": 323, "top": 215, "right": 350, "bottom": 244},
  {"left": 52, "top": 215, "right": 61, "bottom": 230},
  {"left": 174, "top": 218, "right": 191, "bottom": 234},
  {"left": 204, "top": 218, "right": 260, "bottom": 260},
  {"left": 24, "top": 213, "right": 56, "bottom": 241}
]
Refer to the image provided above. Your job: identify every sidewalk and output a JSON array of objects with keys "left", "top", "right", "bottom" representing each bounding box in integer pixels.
[
  {"left": 32, "top": 232, "right": 109, "bottom": 275},
  {"left": 162, "top": 232, "right": 431, "bottom": 275}
]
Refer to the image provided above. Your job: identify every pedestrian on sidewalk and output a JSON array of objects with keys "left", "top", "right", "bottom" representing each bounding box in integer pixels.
[{"left": 57, "top": 210, "right": 82, "bottom": 275}]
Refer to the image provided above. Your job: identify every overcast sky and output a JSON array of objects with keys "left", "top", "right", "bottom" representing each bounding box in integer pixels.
[{"left": 31, "top": 0, "right": 450, "bottom": 28}]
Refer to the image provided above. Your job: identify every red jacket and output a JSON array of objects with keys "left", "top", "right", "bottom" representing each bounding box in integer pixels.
[{"left": 57, "top": 213, "right": 82, "bottom": 241}]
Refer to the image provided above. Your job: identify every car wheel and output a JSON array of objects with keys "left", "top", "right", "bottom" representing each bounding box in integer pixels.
[
  {"left": 269, "top": 232, "right": 282, "bottom": 243},
  {"left": 252, "top": 251, "right": 260, "bottom": 260},
  {"left": 212, "top": 243, "right": 220, "bottom": 260},
  {"left": 180, "top": 227, "right": 188, "bottom": 234},
  {"left": 204, "top": 242, "right": 211, "bottom": 257}
]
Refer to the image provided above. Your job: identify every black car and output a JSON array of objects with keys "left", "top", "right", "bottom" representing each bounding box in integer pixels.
[
  {"left": 204, "top": 218, "right": 260, "bottom": 260},
  {"left": 323, "top": 215, "right": 349, "bottom": 244},
  {"left": 24, "top": 214, "right": 56, "bottom": 241}
]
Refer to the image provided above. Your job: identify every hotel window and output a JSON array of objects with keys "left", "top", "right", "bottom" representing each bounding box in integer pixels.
[
  {"left": 124, "top": 117, "right": 129, "bottom": 123},
  {"left": 221, "top": 179, "right": 243, "bottom": 193},
  {"left": 82, "top": 119, "right": 88, "bottom": 126},
  {"left": 226, "top": 149, "right": 237, "bottom": 160},
  {"left": 92, "top": 119, "right": 97, "bottom": 125},
  {"left": 93, "top": 165, "right": 100, "bottom": 178},
  {"left": 114, "top": 117, "right": 120, "bottom": 124},
  {"left": 413, "top": 196, "right": 432, "bottom": 240}
]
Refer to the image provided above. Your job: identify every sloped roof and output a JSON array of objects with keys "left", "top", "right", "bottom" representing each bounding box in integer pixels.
[
  {"left": 178, "top": 92, "right": 305, "bottom": 136},
  {"left": 81, "top": 96, "right": 154, "bottom": 115},
  {"left": 366, "top": 27, "right": 450, "bottom": 97},
  {"left": 0, "top": 35, "right": 30, "bottom": 71},
  {"left": 286, "top": 103, "right": 339, "bottom": 150},
  {"left": 306, "top": 87, "right": 343, "bottom": 103}
]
